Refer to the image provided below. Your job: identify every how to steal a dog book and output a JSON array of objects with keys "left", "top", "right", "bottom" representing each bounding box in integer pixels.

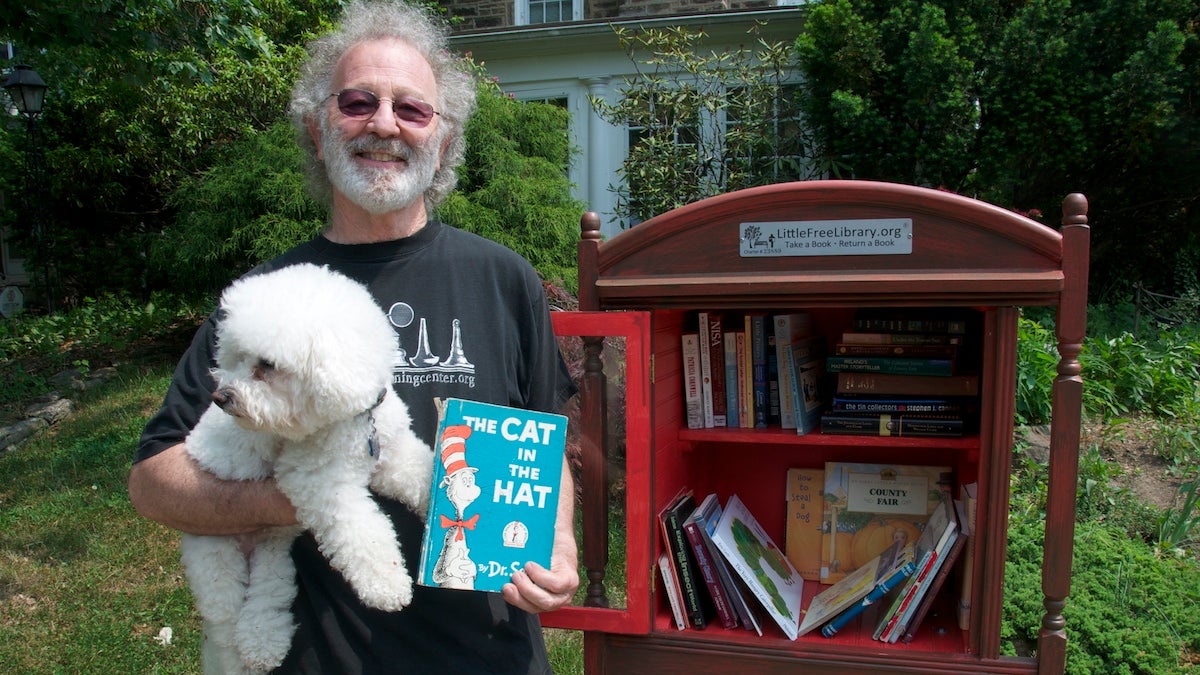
[{"left": 418, "top": 398, "right": 568, "bottom": 593}]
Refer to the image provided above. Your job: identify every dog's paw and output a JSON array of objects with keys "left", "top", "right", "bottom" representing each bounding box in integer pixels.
[{"left": 358, "top": 570, "right": 414, "bottom": 612}]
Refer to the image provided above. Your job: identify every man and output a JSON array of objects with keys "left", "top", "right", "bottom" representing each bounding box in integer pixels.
[{"left": 128, "top": 1, "right": 580, "bottom": 672}]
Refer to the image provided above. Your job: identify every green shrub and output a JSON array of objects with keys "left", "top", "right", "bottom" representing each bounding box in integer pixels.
[{"left": 1004, "top": 520, "right": 1200, "bottom": 674}]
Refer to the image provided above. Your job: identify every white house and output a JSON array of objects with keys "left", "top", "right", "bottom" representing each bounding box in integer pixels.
[{"left": 449, "top": 4, "right": 810, "bottom": 238}]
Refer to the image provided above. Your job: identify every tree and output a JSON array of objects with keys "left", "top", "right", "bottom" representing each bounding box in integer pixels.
[
  {"left": 797, "top": 0, "right": 1200, "bottom": 298},
  {"left": 593, "top": 24, "right": 819, "bottom": 226}
]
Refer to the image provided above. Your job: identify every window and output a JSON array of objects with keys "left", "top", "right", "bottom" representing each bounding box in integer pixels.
[{"left": 515, "top": 0, "right": 580, "bottom": 26}]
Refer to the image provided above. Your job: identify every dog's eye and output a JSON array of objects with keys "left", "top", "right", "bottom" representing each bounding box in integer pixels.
[{"left": 252, "top": 359, "right": 276, "bottom": 381}]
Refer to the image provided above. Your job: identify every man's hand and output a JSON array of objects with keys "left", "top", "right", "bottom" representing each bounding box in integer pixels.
[{"left": 502, "top": 462, "right": 580, "bottom": 614}]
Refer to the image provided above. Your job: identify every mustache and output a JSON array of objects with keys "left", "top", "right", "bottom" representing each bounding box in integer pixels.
[{"left": 343, "top": 136, "right": 418, "bottom": 160}]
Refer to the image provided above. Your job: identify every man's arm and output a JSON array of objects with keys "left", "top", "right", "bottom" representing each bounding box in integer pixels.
[
  {"left": 127, "top": 443, "right": 297, "bottom": 536},
  {"left": 502, "top": 460, "right": 580, "bottom": 613}
]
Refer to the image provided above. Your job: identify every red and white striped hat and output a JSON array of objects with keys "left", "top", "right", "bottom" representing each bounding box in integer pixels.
[{"left": 439, "top": 424, "right": 476, "bottom": 475}]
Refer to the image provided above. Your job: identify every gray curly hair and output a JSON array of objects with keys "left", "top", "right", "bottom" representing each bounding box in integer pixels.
[{"left": 289, "top": 0, "right": 478, "bottom": 211}]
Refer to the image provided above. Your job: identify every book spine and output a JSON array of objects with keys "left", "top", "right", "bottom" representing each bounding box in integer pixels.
[
  {"left": 820, "top": 414, "right": 964, "bottom": 437},
  {"left": 825, "top": 356, "right": 955, "bottom": 377},
  {"left": 877, "top": 550, "right": 937, "bottom": 642},
  {"left": 841, "top": 332, "right": 963, "bottom": 345},
  {"left": 851, "top": 318, "right": 966, "bottom": 334},
  {"left": 684, "top": 520, "right": 738, "bottom": 629},
  {"left": 698, "top": 313, "right": 715, "bottom": 428},
  {"left": 957, "top": 484, "right": 978, "bottom": 631},
  {"left": 834, "top": 343, "right": 958, "bottom": 358},
  {"left": 666, "top": 509, "right": 707, "bottom": 628},
  {"left": 680, "top": 334, "right": 704, "bottom": 430},
  {"left": 737, "top": 330, "right": 752, "bottom": 428},
  {"left": 901, "top": 534, "right": 968, "bottom": 643},
  {"left": 836, "top": 372, "right": 979, "bottom": 397},
  {"left": 831, "top": 397, "right": 967, "bottom": 415},
  {"left": 724, "top": 331, "right": 740, "bottom": 428},
  {"left": 707, "top": 314, "right": 727, "bottom": 427},
  {"left": 658, "top": 553, "right": 687, "bottom": 630},
  {"left": 766, "top": 331, "right": 781, "bottom": 425},
  {"left": 821, "top": 561, "right": 916, "bottom": 638},
  {"left": 750, "top": 315, "right": 769, "bottom": 428}
]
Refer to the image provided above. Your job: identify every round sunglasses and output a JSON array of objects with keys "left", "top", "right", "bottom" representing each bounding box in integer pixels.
[{"left": 329, "top": 88, "right": 440, "bottom": 127}]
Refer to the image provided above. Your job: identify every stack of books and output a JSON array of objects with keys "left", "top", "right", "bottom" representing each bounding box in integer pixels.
[{"left": 819, "top": 313, "right": 978, "bottom": 437}]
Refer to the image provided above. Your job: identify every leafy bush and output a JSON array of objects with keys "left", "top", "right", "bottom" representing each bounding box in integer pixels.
[
  {"left": 1004, "top": 520, "right": 1200, "bottom": 674},
  {"left": 0, "top": 293, "right": 207, "bottom": 405}
]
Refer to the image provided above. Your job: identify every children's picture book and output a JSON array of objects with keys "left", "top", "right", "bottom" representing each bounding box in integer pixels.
[
  {"left": 873, "top": 493, "right": 959, "bottom": 642},
  {"left": 815, "top": 544, "right": 916, "bottom": 638},
  {"left": 820, "top": 462, "right": 953, "bottom": 585},
  {"left": 785, "top": 468, "right": 824, "bottom": 581},
  {"left": 712, "top": 494, "right": 806, "bottom": 640},
  {"left": 417, "top": 398, "right": 568, "bottom": 593}
]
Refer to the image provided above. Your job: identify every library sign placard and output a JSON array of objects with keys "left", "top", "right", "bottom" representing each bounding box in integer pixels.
[{"left": 740, "top": 219, "right": 913, "bottom": 257}]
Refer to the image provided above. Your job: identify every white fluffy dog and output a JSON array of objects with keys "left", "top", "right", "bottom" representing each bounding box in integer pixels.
[{"left": 180, "top": 263, "right": 433, "bottom": 674}]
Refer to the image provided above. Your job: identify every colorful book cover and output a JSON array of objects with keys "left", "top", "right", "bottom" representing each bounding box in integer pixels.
[
  {"left": 785, "top": 468, "right": 824, "bottom": 581},
  {"left": 873, "top": 493, "right": 958, "bottom": 642},
  {"left": 418, "top": 398, "right": 567, "bottom": 593},
  {"left": 889, "top": 497, "right": 962, "bottom": 642},
  {"left": 798, "top": 539, "right": 912, "bottom": 637},
  {"left": 712, "top": 495, "right": 806, "bottom": 640},
  {"left": 820, "top": 462, "right": 953, "bottom": 585},
  {"left": 820, "top": 551, "right": 916, "bottom": 637}
]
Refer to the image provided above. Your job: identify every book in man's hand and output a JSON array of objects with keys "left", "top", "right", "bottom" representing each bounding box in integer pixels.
[{"left": 417, "top": 398, "right": 567, "bottom": 593}]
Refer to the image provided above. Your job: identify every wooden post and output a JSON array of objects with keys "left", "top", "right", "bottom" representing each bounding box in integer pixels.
[{"left": 1038, "top": 193, "right": 1090, "bottom": 675}]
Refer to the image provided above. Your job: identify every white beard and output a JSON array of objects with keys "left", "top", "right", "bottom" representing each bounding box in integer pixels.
[{"left": 320, "top": 118, "right": 440, "bottom": 214}]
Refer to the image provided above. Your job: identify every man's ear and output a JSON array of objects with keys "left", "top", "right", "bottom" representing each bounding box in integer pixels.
[{"left": 307, "top": 118, "right": 325, "bottom": 160}]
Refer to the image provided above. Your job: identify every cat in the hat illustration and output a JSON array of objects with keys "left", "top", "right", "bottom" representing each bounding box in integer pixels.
[{"left": 431, "top": 424, "right": 481, "bottom": 589}]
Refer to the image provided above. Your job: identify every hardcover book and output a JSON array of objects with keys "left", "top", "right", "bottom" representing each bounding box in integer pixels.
[
  {"left": 820, "top": 462, "right": 953, "bottom": 585},
  {"left": 824, "top": 356, "right": 955, "bottom": 377},
  {"left": 723, "top": 330, "right": 741, "bottom": 428},
  {"left": 831, "top": 397, "right": 972, "bottom": 415},
  {"left": 835, "top": 372, "right": 979, "bottom": 397},
  {"left": 703, "top": 312, "right": 727, "bottom": 427},
  {"left": 819, "top": 413, "right": 964, "bottom": 438},
  {"left": 834, "top": 342, "right": 958, "bottom": 359},
  {"left": 797, "top": 538, "right": 912, "bottom": 637},
  {"left": 660, "top": 490, "right": 711, "bottom": 628},
  {"left": 712, "top": 495, "right": 806, "bottom": 640},
  {"left": 748, "top": 313, "right": 770, "bottom": 428},
  {"left": 785, "top": 468, "right": 824, "bottom": 581},
  {"left": 418, "top": 398, "right": 568, "bottom": 593},
  {"left": 684, "top": 494, "right": 740, "bottom": 629}
]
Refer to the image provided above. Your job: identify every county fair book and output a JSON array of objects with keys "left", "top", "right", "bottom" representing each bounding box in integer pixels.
[{"left": 417, "top": 398, "right": 568, "bottom": 593}]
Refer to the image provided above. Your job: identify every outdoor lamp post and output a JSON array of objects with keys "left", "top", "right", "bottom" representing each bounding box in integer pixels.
[{"left": 3, "top": 64, "right": 53, "bottom": 311}]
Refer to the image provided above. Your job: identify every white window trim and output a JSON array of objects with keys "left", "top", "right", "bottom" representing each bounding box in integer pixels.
[{"left": 514, "top": 0, "right": 582, "bottom": 26}]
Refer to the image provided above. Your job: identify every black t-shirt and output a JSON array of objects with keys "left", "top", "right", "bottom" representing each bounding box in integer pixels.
[{"left": 138, "top": 220, "right": 576, "bottom": 674}]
